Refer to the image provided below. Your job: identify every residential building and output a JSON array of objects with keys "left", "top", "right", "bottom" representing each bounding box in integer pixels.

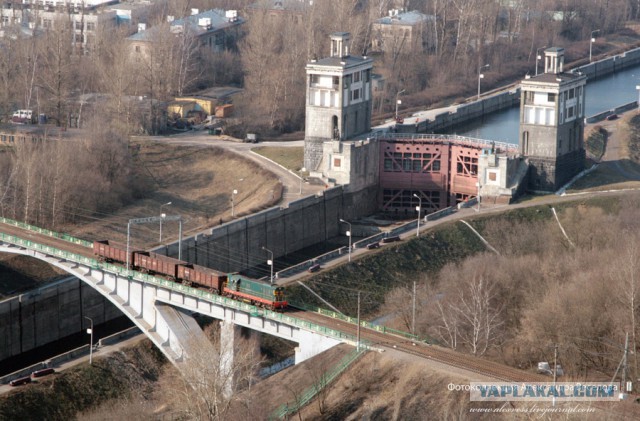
[
  {"left": 0, "top": 0, "right": 154, "bottom": 53},
  {"left": 371, "top": 9, "right": 435, "bottom": 54},
  {"left": 127, "top": 9, "right": 244, "bottom": 57}
]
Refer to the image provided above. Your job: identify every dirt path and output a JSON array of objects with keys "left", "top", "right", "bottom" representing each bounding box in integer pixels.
[{"left": 588, "top": 112, "right": 640, "bottom": 180}]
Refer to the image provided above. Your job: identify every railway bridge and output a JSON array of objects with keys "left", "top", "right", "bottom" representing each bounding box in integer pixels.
[
  {"left": 0, "top": 217, "right": 546, "bottom": 386},
  {"left": 0, "top": 218, "right": 352, "bottom": 375}
]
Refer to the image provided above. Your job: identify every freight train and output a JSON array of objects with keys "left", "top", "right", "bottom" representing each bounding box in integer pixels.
[{"left": 93, "top": 240, "right": 287, "bottom": 310}]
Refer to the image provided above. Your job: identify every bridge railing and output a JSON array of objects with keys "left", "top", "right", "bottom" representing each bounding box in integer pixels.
[
  {"left": 269, "top": 346, "right": 366, "bottom": 420},
  {"left": 0, "top": 232, "right": 369, "bottom": 346},
  {"left": 0, "top": 216, "right": 93, "bottom": 248},
  {"left": 291, "top": 302, "right": 424, "bottom": 343}
]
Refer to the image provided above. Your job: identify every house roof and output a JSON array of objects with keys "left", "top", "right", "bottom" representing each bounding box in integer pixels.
[
  {"left": 374, "top": 10, "right": 435, "bottom": 26},
  {"left": 128, "top": 9, "right": 244, "bottom": 42},
  {"left": 309, "top": 55, "right": 372, "bottom": 69},
  {"left": 247, "top": 0, "right": 312, "bottom": 13}
]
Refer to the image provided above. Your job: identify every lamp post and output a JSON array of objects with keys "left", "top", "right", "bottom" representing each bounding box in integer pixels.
[
  {"left": 476, "top": 181, "right": 481, "bottom": 212},
  {"left": 231, "top": 189, "right": 238, "bottom": 217},
  {"left": 535, "top": 46, "right": 547, "bottom": 76},
  {"left": 262, "top": 246, "right": 274, "bottom": 284},
  {"left": 413, "top": 193, "right": 421, "bottom": 237},
  {"left": 477, "top": 64, "right": 490, "bottom": 100},
  {"left": 159, "top": 201, "right": 172, "bottom": 243},
  {"left": 299, "top": 167, "right": 306, "bottom": 195},
  {"left": 339, "top": 218, "right": 352, "bottom": 262},
  {"left": 395, "top": 89, "right": 405, "bottom": 122},
  {"left": 84, "top": 316, "right": 94, "bottom": 365},
  {"left": 636, "top": 85, "right": 640, "bottom": 110},
  {"left": 590, "top": 29, "right": 600, "bottom": 62}
]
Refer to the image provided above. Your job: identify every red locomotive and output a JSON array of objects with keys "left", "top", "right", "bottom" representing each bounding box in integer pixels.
[{"left": 93, "top": 240, "right": 287, "bottom": 310}]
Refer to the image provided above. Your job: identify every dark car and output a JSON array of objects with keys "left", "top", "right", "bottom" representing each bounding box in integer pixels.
[
  {"left": 381, "top": 236, "right": 401, "bottom": 243},
  {"left": 366, "top": 242, "right": 380, "bottom": 250},
  {"left": 606, "top": 114, "right": 618, "bottom": 121},
  {"left": 308, "top": 264, "right": 321, "bottom": 273}
]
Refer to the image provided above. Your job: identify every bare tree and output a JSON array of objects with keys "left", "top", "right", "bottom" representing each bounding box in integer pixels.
[{"left": 159, "top": 322, "right": 262, "bottom": 420}]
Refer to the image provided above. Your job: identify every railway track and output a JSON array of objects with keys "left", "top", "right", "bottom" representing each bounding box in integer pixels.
[
  {"left": 0, "top": 222, "right": 95, "bottom": 259},
  {"left": 288, "top": 307, "right": 545, "bottom": 383}
]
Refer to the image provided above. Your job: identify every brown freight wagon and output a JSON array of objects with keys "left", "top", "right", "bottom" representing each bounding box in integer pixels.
[
  {"left": 134, "top": 252, "right": 185, "bottom": 279},
  {"left": 177, "top": 264, "right": 226, "bottom": 291},
  {"left": 94, "top": 240, "right": 137, "bottom": 266}
]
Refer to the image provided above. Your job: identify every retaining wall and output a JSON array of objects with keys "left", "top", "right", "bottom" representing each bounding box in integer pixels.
[
  {"left": 160, "top": 185, "right": 379, "bottom": 273},
  {"left": 0, "top": 277, "right": 121, "bottom": 362}
]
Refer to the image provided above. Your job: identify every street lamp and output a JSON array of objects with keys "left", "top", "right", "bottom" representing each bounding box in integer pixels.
[
  {"left": 535, "top": 46, "right": 547, "bottom": 76},
  {"left": 299, "top": 167, "right": 306, "bottom": 195},
  {"left": 477, "top": 64, "right": 490, "bottom": 100},
  {"left": 590, "top": 29, "right": 600, "bottom": 62},
  {"left": 636, "top": 85, "right": 640, "bottom": 110},
  {"left": 476, "top": 181, "right": 481, "bottom": 212},
  {"left": 231, "top": 189, "right": 238, "bottom": 217},
  {"left": 395, "top": 89, "right": 405, "bottom": 122},
  {"left": 262, "top": 246, "right": 274, "bottom": 284},
  {"left": 84, "top": 316, "right": 94, "bottom": 365},
  {"left": 339, "top": 218, "right": 352, "bottom": 262},
  {"left": 413, "top": 193, "right": 421, "bottom": 237},
  {"left": 159, "top": 201, "right": 172, "bottom": 243}
]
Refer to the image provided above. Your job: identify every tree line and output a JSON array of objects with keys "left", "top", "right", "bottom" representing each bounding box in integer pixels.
[
  {"left": 0, "top": 0, "right": 637, "bottom": 135},
  {"left": 386, "top": 195, "right": 640, "bottom": 381}
]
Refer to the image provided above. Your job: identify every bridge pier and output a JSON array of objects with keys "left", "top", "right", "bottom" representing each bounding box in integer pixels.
[
  {"left": 220, "top": 320, "right": 234, "bottom": 399},
  {"left": 295, "top": 329, "right": 341, "bottom": 364}
]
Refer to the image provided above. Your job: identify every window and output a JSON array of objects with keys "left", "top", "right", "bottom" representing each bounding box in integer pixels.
[
  {"left": 365, "top": 69, "right": 370, "bottom": 82},
  {"left": 547, "top": 93, "right": 556, "bottom": 102},
  {"left": 333, "top": 158, "right": 341, "bottom": 168},
  {"left": 569, "top": 89, "right": 575, "bottom": 99},
  {"left": 333, "top": 76, "right": 339, "bottom": 87},
  {"left": 353, "top": 71, "right": 361, "bottom": 82},
  {"left": 86, "top": 22, "right": 95, "bottom": 31},
  {"left": 489, "top": 172, "right": 497, "bottom": 181},
  {"left": 353, "top": 89, "right": 360, "bottom": 100}
]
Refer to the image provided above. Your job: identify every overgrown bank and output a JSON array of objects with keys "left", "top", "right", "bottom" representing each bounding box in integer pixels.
[{"left": 0, "top": 341, "right": 165, "bottom": 420}]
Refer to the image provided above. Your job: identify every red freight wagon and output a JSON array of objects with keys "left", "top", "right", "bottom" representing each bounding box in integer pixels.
[
  {"left": 134, "top": 252, "right": 184, "bottom": 279},
  {"left": 94, "top": 240, "right": 137, "bottom": 266},
  {"left": 177, "top": 264, "right": 226, "bottom": 292}
]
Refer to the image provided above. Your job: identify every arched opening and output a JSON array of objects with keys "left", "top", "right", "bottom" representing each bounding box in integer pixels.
[{"left": 332, "top": 115, "right": 339, "bottom": 139}]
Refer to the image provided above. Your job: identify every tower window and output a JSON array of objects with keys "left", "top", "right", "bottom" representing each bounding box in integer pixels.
[{"left": 547, "top": 93, "right": 556, "bottom": 102}]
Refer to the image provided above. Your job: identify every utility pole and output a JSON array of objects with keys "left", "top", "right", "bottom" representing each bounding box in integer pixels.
[
  {"left": 356, "top": 291, "right": 361, "bottom": 352},
  {"left": 552, "top": 343, "right": 558, "bottom": 407},
  {"left": 623, "top": 332, "right": 629, "bottom": 395},
  {"left": 412, "top": 281, "right": 416, "bottom": 336}
]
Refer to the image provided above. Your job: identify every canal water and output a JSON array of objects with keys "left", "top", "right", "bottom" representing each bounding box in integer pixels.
[{"left": 450, "top": 64, "right": 640, "bottom": 144}]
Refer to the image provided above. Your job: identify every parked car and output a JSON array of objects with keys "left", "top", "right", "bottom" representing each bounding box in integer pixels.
[
  {"left": 381, "top": 235, "right": 401, "bottom": 243},
  {"left": 308, "top": 263, "right": 321, "bottom": 273},
  {"left": 366, "top": 242, "right": 380, "bottom": 249}
]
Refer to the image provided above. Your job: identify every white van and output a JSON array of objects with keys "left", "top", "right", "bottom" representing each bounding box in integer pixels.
[{"left": 11, "top": 109, "right": 33, "bottom": 124}]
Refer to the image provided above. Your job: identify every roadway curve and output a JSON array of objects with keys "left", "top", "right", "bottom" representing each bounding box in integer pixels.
[{"left": 133, "top": 133, "right": 326, "bottom": 205}]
